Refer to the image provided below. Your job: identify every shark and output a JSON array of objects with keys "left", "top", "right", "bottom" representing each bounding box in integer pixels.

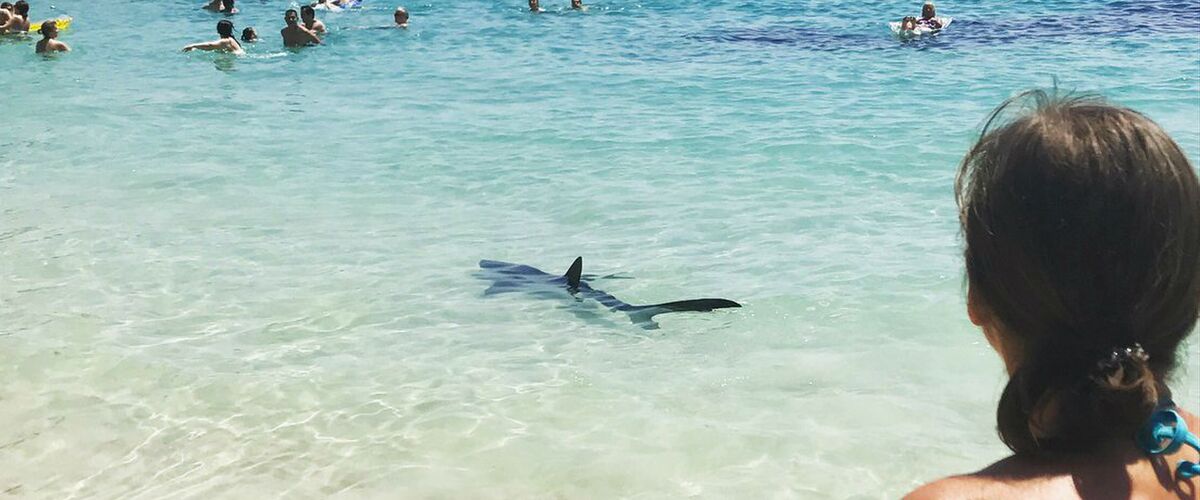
[{"left": 476, "top": 257, "right": 741, "bottom": 328}]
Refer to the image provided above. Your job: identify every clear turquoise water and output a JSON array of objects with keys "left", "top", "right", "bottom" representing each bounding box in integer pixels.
[{"left": 1, "top": 0, "right": 1198, "bottom": 497}]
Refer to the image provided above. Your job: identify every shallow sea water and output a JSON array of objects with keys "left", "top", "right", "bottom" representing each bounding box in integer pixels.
[{"left": 1, "top": 0, "right": 1198, "bottom": 497}]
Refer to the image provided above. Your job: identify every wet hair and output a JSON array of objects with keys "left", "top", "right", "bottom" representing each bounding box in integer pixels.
[
  {"left": 301, "top": 5, "right": 315, "bottom": 16},
  {"left": 221, "top": 0, "right": 235, "bottom": 13},
  {"left": 922, "top": 3, "right": 936, "bottom": 18},
  {"left": 1, "top": 3, "right": 12, "bottom": 11},
  {"left": 957, "top": 90, "right": 1200, "bottom": 455},
  {"left": 241, "top": 26, "right": 256, "bottom": 41},
  {"left": 14, "top": 0, "right": 27, "bottom": 16},
  {"left": 38, "top": 18, "right": 55, "bottom": 35},
  {"left": 217, "top": 19, "right": 235, "bottom": 38}
]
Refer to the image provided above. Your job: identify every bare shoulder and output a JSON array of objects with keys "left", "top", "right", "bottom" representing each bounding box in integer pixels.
[
  {"left": 907, "top": 455, "right": 1077, "bottom": 500},
  {"left": 905, "top": 474, "right": 1010, "bottom": 500}
]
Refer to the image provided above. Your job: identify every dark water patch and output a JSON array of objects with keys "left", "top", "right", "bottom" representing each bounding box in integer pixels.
[{"left": 686, "top": 0, "right": 1200, "bottom": 53}]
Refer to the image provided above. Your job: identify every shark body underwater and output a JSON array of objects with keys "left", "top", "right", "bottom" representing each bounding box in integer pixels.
[{"left": 476, "top": 257, "right": 741, "bottom": 328}]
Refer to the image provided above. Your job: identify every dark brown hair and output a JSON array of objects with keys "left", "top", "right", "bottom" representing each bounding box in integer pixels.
[{"left": 957, "top": 90, "right": 1200, "bottom": 454}]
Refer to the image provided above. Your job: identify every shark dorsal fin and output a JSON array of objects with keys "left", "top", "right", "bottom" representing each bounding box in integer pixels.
[{"left": 565, "top": 257, "right": 583, "bottom": 290}]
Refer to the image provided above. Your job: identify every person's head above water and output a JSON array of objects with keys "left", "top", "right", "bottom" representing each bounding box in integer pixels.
[
  {"left": 38, "top": 19, "right": 56, "bottom": 38},
  {"left": 300, "top": 5, "right": 316, "bottom": 21},
  {"left": 284, "top": 9, "right": 299, "bottom": 26},
  {"left": 221, "top": 0, "right": 236, "bottom": 14},
  {"left": 0, "top": 3, "right": 12, "bottom": 12},
  {"left": 528, "top": 0, "right": 539, "bottom": 12},
  {"left": 216, "top": 19, "right": 235, "bottom": 38},
  {"left": 13, "top": 0, "right": 28, "bottom": 16},
  {"left": 958, "top": 91, "right": 1200, "bottom": 455},
  {"left": 241, "top": 26, "right": 257, "bottom": 41},
  {"left": 921, "top": 1, "right": 936, "bottom": 19},
  {"left": 571, "top": 0, "right": 583, "bottom": 9},
  {"left": 393, "top": 6, "right": 408, "bottom": 26}
]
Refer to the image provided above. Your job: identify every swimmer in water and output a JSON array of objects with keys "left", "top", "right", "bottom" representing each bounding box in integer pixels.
[
  {"left": 394, "top": 6, "right": 409, "bottom": 28},
  {"left": 221, "top": 0, "right": 238, "bottom": 15},
  {"left": 281, "top": 9, "right": 321, "bottom": 47},
  {"left": 529, "top": 0, "right": 542, "bottom": 13},
  {"left": 300, "top": 5, "right": 326, "bottom": 35},
  {"left": 35, "top": 20, "right": 69, "bottom": 53},
  {"left": 900, "top": 1, "right": 942, "bottom": 31},
  {"left": 241, "top": 26, "right": 257, "bottom": 42},
  {"left": 0, "top": 0, "right": 30, "bottom": 34},
  {"left": 0, "top": 3, "right": 12, "bottom": 27},
  {"left": 182, "top": 19, "right": 245, "bottom": 55},
  {"left": 202, "top": 0, "right": 223, "bottom": 12},
  {"left": 571, "top": 0, "right": 585, "bottom": 10}
]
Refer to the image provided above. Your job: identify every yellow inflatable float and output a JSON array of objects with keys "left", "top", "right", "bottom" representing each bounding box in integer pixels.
[{"left": 28, "top": 17, "right": 72, "bottom": 33}]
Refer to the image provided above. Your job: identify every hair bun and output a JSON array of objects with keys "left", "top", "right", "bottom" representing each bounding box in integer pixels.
[
  {"left": 1085, "top": 343, "right": 1160, "bottom": 438},
  {"left": 1090, "top": 344, "right": 1151, "bottom": 391}
]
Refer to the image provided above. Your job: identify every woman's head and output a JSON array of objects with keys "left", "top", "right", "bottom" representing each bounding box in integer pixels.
[
  {"left": 217, "top": 19, "right": 235, "bottom": 38},
  {"left": 958, "top": 90, "right": 1200, "bottom": 454},
  {"left": 241, "top": 26, "right": 257, "bottom": 41},
  {"left": 13, "top": 0, "right": 28, "bottom": 16},
  {"left": 38, "top": 19, "right": 56, "bottom": 37},
  {"left": 922, "top": 1, "right": 936, "bottom": 19},
  {"left": 221, "top": 0, "right": 235, "bottom": 13}
]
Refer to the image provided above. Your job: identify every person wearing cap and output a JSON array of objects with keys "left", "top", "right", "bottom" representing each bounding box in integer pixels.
[
  {"left": 35, "top": 19, "right": 69, "bottom": 53},
  {"left": 393, "top": 6, "right": 409, "bottom": 28}
]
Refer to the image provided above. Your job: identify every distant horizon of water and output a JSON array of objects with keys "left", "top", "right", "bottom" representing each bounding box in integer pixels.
[{"left": 2, "top": 0, "right": 1198, "bottom": 497}]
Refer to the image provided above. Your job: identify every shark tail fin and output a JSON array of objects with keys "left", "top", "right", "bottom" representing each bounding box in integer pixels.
[
  {"left": 626, "top": 298, "right": 741, "bottom": 324},
  {"left": 564, "top": 257, "right": 583, "bottom": 290}
]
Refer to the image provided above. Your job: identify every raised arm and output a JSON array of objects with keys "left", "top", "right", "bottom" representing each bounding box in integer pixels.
[
  {"left": 303, "top": 27, "right": 322, "bottom": 44},
  {"left": 183, "top": 40, "right": 221, "bottom": 52},
  {"left": 0, "top": 16, "right": 23, "bottom": 33},
  {"left": 183, "top": 39, "right": 236, "bottom": 52}
]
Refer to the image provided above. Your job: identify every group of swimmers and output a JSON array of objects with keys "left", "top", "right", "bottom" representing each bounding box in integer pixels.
[
  {"left": 0, "top": 0, "right": 412, "bottom": 55},
  {"left": 0, "top": 0, "right": 68, "bottom": 53},
  {"left": 185, "top": 2, "right": 410, "bottom": 53},
  {"left": 5, "top": 0, "right": 937, "bottom": 56}
]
